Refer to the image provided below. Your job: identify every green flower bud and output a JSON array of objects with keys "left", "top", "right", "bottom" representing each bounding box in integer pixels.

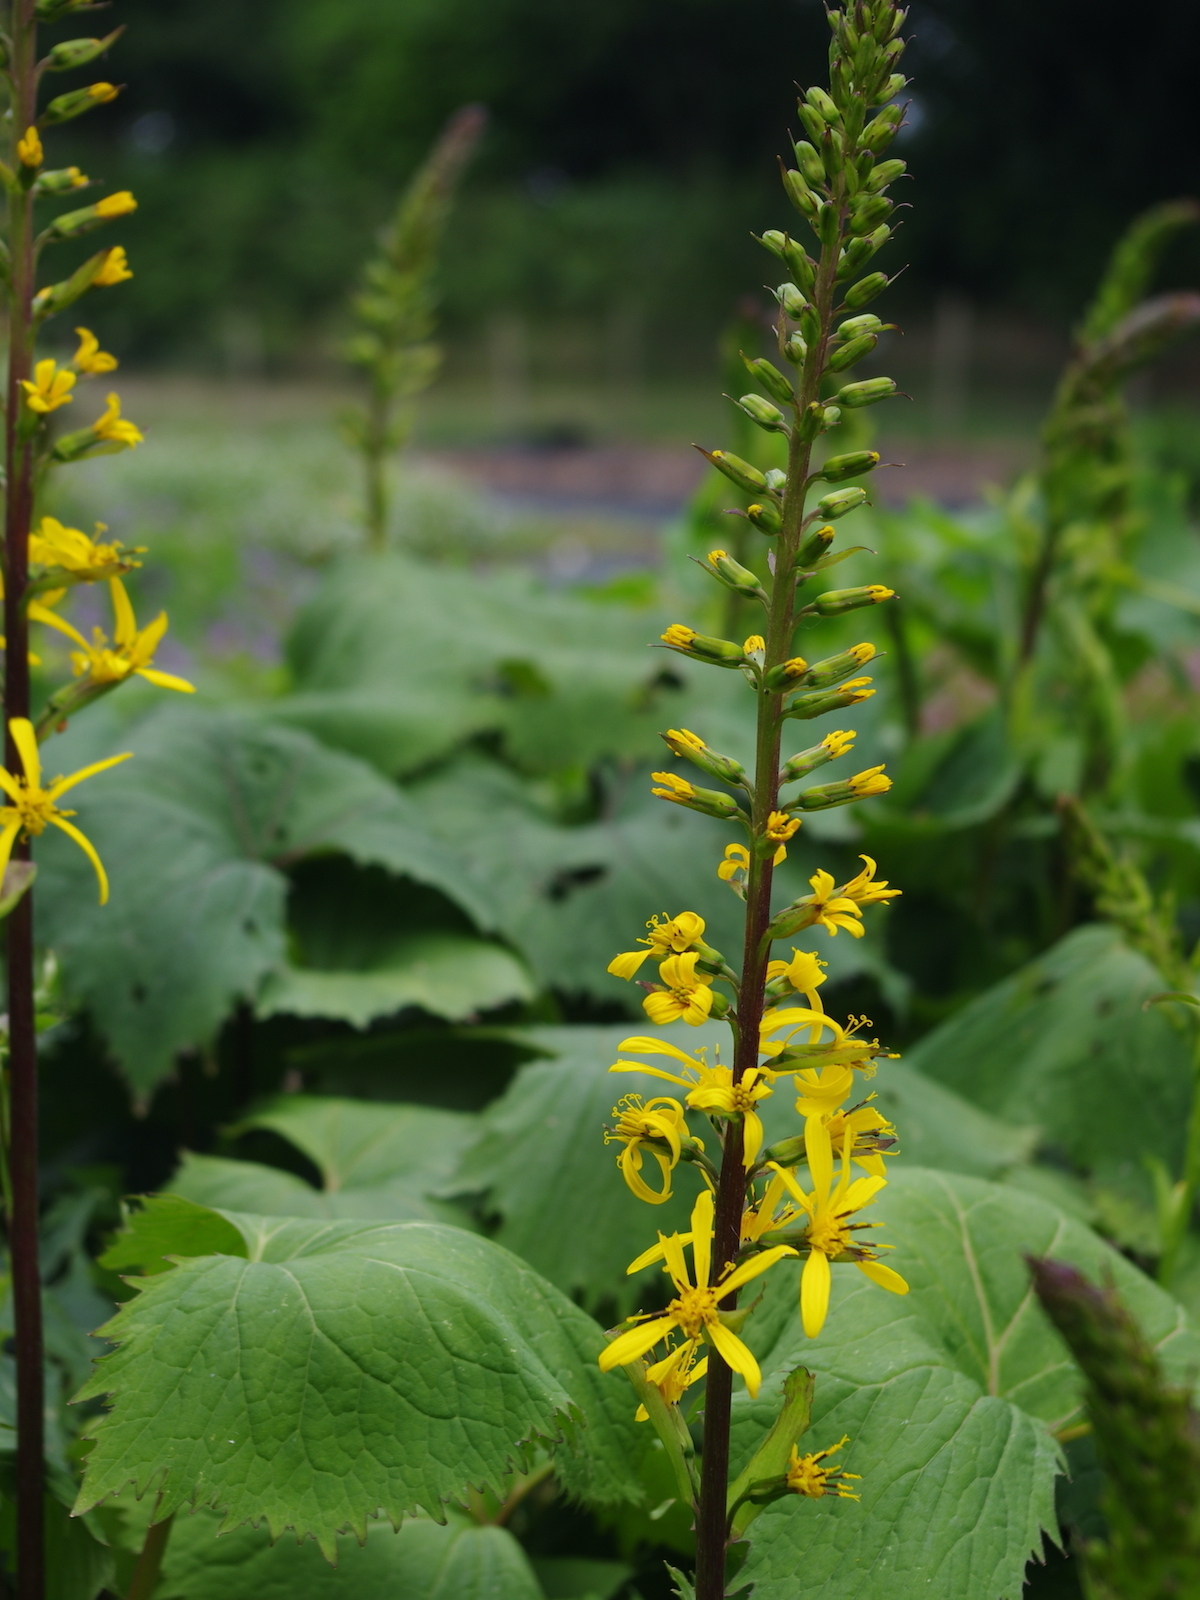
[
  {"left": 42, "top": 82, "right": 121, "bottom": 125},
  {"left": 793, "top": 140, "right": 825, "bottom": 187},
  {"left": 699, "top": 448, "right": 767, "bottom": 495},
  {"left": 746, "top": 501, "right": 782, "bottom": 534},
  {"left": 797, "top": 400, "right": 826, "bottom": 442},
  {"left": 700, "top": 547, "right": 766, "bottom": 600},
  {"left": 836, "top": 376, "right": 898, "bottom": 408},
  {"left": 867, "top": 158, "right": 906, "bottom": 192},
  {"left": 843, "top": 271, "right": 890, "bottom": 309},
  {"left": 783, "top": 681, "right": 875, "bottom": 721},
  {"left": 793, "top": 766, "right": 891, "bottom": 809},
  {"left": 783, "top": 170, "right": 820, "bottom": 221},
  {"left": 782, "top": 332, "right": 808, "bottom": 366},
  {"left": 818, "top": 450, "right": 879, "bottom": 483},
  {"left": 759, "top": 228, "right": 789, "bottom": 260},
  {"left": 760, "top": 233, "right": 818, "bottom": 290},
  {"left": 796, "top": 102, "right": 825, "bottom": 145},
  {"left": 661, "top": 727, "right": 747, "bottom": 786},
  {"left": 780, "top": 735, "right": 850, "bottom": 784},
  {"left": 836, "top": 226, "right": 891, "bottom": 279},
  {"left": 826, "top": 334, "right": 878, "bottom": 372},
  {"left": 805, "top": 86, "right": 841, "bottom": 126},
  {"left": 836, "top": 313, "right": 885, "bottom": 340},
  {"left": 764, "top": 469, "right": 788, "bottom": 494},
  {"left": 849, "top": 194, "right": 893, "bottom": 237},
  {"left": 878, "top": 73, "right": 907, "bottom": 102},
  {"left": 798, "top": 641, "right": 879, "bottom": 689},
  {"left": 821, "top": 404, "right": 842, "bottom": 430},
  {"left": 31, "top": 246, "right": 111, "bottom": 321},
  {"left": 813, "top": 583, "right": 895, "bottom": 616},
  {"left": 45, "top": 29, "right": 124, "bottom": 72},
  {"left": 35, "top": 0, "right": 97, "bottom": 18},
  {"left": 795, "top": 525, "right": 834, "bottom": 568},
  {"left": 817, "top": 202, "right": 840, "bottom": 247},
  {"left": 814, "top": 487, "right": 869, "bottom": 520},
  {"left": 651, "top": 770, "right": 746, "bottom": 820},
  {"left": 861, "top": 105, "right": 904, "bottom": 151},
  {"left": 742, "top": 355, "right": 795, "bottom": 407},
  {"left": 32, "top": 167, "right": 89, "bottom": 196},
  {"left": 775, "top": 282, "right": 808, "bottom": 319},
  {"left": 737, "top": 393, "right": 789, "bottom": 433},
  {"left": 658, "top": 623, "right": 749, "bottom": 667}
]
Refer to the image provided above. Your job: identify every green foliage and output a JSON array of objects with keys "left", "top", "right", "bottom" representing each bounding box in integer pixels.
[
  {"left": 98, "top": 1196, "right": 248, "bottom": 1276},
  {"left": 734, "top": 1169, "right": 1200, "bottom": 1600},
  {"left": 76, "top": 1211, "right": 646, "bottom": 1552}
]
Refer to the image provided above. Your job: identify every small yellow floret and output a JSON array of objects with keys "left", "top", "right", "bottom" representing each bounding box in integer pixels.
[
  {"left": 93, "top": 190, "right": 137, "bottom": 219},
  {"left": 16, "top": 127, "right": 42, "bottom": 167},
  {"left": 661, "top": 623, "right": 697, "bottom": 648},
  {"left": 94, "top": 246, "right": 132, "bottom": 286}
]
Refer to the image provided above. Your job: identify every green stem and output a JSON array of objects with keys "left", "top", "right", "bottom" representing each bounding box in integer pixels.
[
  {"left": 363, "top": 383, "right": 389, "bottom": 551},
  {"left": 125, "top": 1514, "right": 175, "bottom": 1600},
  {"left": 1157, "top": 1021, "right": 1200, "bottom": 1288}
]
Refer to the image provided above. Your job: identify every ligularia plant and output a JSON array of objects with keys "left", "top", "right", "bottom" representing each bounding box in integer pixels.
[
  {"left": 598, "top": 6, "right": 910, "bottom": 1595},
  {"left": 0, "top": 2, "right": 192, "bottom": 1593}
]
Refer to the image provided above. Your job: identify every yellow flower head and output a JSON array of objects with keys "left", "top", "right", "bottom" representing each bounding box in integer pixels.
[
  {"left": 821, "top": 729, "right": 856, "bottom": 758},
  {"left": 92, "top": 392, "right": 143, "bottom": 448},
  {"left": 29, "top": 517, "right": 141, "bottom": 584},
  {"left": 643, "top": 951, "right": 714, "bottom": 1027},
  {"left": 766, "top": 810, "right": 800, "bottom": 843},
  {"left": 766, "top": 948, "right": 828, "bottom": 1005},
  {"left": 0, "top": 717, "right": 131, "bottom": 903},
  {"left": 610, "top": 1037, "right": 770, "bottom": 1167},
  {"left": 16, "top": 126, "right": 42, "bottom": 168},
  {"left": 779, "top": 657, "right": 809, "bottom": 680},
  {"left": 707, "top": 549, "right": 728, "bottom": 563},
  {"left": 94, "top": 246, "right": 132, "bottom": 286},
  {"left": 608, "top": 910, "right": 706, "bottom": 980},
  {"left": 770, "top": 1114, "right": 908, "bottom": 1338},
  {"left": 36, "top": 577, "right": 193, "bottom": 695},
  {"left": 86, "top": 83, "right": 120, "bottom": 104},
  {"left": 651, "top": 770, "right": 695, "bottom": 805},
  {"left": 598, "top": 1188, "right": 796, "bottom": 1396},
  {"left": 848, "top": 765, "right": 891, "bottom": 798},
  {"left": 841, "top": 854, "right": 901, "bottom": 907},
  {"left": 20, "top": 358, "right": 75, "bottom": 414},
  {"left": 865, "top": 585, "right": 894, "bottom": 603},
  {"left": 635, "top": 1340, "right": 708, "bottom": 1420},
  {"left": 849, "top": 642, "right": 877, "bottom": 665},
  {"left": 743, "top": 634, "right": 766, "bottom": 654},
  {"left": 93, "top": 189, "right": 136, "bottom": 219},
  {"left": 717, "top": 842, "right": 750, "bottom": 891},
  {"left": 837, "top": 677, "right": 875, "bottom": 704},
  {"left": 661, "top": 624, "right": 697, "bottom": 648},
  {"left": 604, "top": 1093, "right": 689, "bottom": 1204},
  {"left": 787, "top": 1436, "right": 861, "bottom": 1500},
  {"left": 72, "top": 327, "right": 118, "bottom": 375}
]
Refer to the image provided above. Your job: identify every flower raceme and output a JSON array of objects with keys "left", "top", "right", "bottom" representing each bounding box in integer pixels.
[
  {"left": 0, "top": 717, "right": 130, "bottom": 903},
  {"left": 599, "top": 1189, "right": 796, "bottom": 1397},
  {"left": 36, "top": 577, "right": 193, "bottom": 694}
]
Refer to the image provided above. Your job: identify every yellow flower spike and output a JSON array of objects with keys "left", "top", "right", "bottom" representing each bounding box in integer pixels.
[
  {"left": 92, "top": 392, "right": 144, "bottom": 448},
  {"left": 29, "top": 516, "right": 141, "bottom": 583},
  {"left": 635, "top": 1340, "right": 708, "bottom": 1419},
  {"left": 604, "top": 1093, "right": 689, "bottom": 1204},
  {"left": 35, "top": 577, "right": 194, "bottom": 694},
  {"left": 93, "top": 189, "right": 136, "bottom": 218},
  {"left": 94, "top": 246, "right": 133, "bottom": 286},
  {"left": 599, "top": 1189, "right": 796, "bottom": 1396},
  {"left": 72, "top": 327, "right": 118, "bottom": 375},
  {"left": 16, "top": 126, "right": 42, "bottom": 168},
  {"left": 607, "top": 910, "right": 706, "bottom": 980},
  {"left": 643, "top": 951, "right": 714, "bottom": 1026},
  {"left": 786, "top": 1436, "right": 861, "bottom": 1500},
  {"left": 0, "top": 716, "right": 131, "bottom": 903},
  {"left": 20, "top": 358, "right": 75, "bottom": 414}
]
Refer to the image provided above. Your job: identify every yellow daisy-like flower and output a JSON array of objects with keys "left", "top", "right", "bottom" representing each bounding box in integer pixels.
[
  {"left": 608, "top": 910, "right": 705, "bottom": 981},
  {"left": 36, "top": 577, "right": 193, "bottom": 694},
  {"left": 599, "top": 1189, "right": 796, "bottom": 1396},
  {"left": 72, "top": 327, "right": 118, "bottom": 375},
  {"left": 610, "top": 1036, "right": 771, "bottom": 1166},
  {"left": 0, "top": 717, "right": 131, "bottom": 903},
  {"left": 643, "top": 952, "right": 713, "bottom": 1026},
  {"left": 21, "top": 358, "right": 75, "bottom": 414},
  {"left": 717, "top": 841, "right": 750, "bottom": 893},
  {"left": 766, "top": 948, "right": 828, "bottom": 1008},
  {"left": 605, "top": 1093, "right": 690, "bottom": 1204},
  {"left": 91, "top": 392, "right": 143, "bottom": 448},
  {"left": 801, "top": 868, "right": 867, "bottom": 937},
  {"left": 635, "top": 1339, "right": 708, "bottom": 1420},
  {"left": 94, "top": 246, "right": 133, "bottom": 286},
  {"left": 770, "top": 1115, "right": 908, "bottom": 1339},
  {"left": 29, "top": 516, "right": 141, "bottom": 584},
  {"left": 787, "top": 1436, "right": 861, "bottom": 1500},
  {"left": 765, "top": 810, "right": 800, "bottom": 843},
  {"left": 16, "top": 126, "right": 42, "bottom": 168}
]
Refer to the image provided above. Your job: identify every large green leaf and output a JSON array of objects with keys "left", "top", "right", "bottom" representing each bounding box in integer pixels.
[
  {"left": 903, "top": 923, "right": 1191, "bottom": 1184},
  {"left": 734, "top": 1168, "right": 1199, "bottom": 1600},
  {"left": 156, "top": 1509, "right": 543, "bottom": 1600},
  {"left": 75, "top": 1211, "right": 645, "bottom": 1551},
  {"left": 170, "top": 1097, "right": 479, "bottom": 1225},
  {"left": 453, "top": 1026, "right": 1034, "bottom": 1312},
  {"left": 33, "top": 706, "right": 498, "bottom": 1093}
]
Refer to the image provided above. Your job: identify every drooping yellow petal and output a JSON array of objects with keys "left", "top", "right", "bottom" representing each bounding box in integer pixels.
[
  {"left": 742, "top": 1110, "right": 764, "bottom": 1169},
  {"left": 599, "top": 1315, "right": 678, "bottom": 1371},
  {"left": 608, "top": 949, "right": 652, "bottom": 980},
  {"left": 45, "top": 750, "right": 132, "bottom": 801},
  {"left": 30, "top": 605, "right": 89, "bottom": 649},
  {"left": 690, "top": 1188, "right": 714, "bottom": 1290},
  {"left": 805, "top": 1114, "right": 834, "bottom": 1203},
  {"left": 0, "top": 817, "right": 23, "bottom": 888},
  {"left": 801, "top": 1248, "right": 832, "bottom": 1338},
  {"left": 0, "top": 767, "right": 23, "bottom": 805},
  {"left": 9, "top": 719, "right": 40, "bottom": 788},
  {"left": 608, "top": 1060, "right": 690, "bottom": 1085},
  {"left": 135, "top": 667, "right": 195, "bottom": 693},
  {"left": 627, "top": 1234, "right": 686, "bottom": 1275},
  {"left": 48, "top": 814, "right": 109, "bottom": 903},
  {"left": 841, "top": 1174, "right": 888, "bottom": 1213},
  {"left": 705, "top": 1319, "right": 763, "bottom": 1397},
  {"left": 618, "top": 1036, "right": 707, "bottom": 1067},
  {"left": 857, "top": 1259, "right": 909, "bottom": 1295},
  {"left": 108, "top": 577, "right": 136, "bottom": 647},
  {"left": 718, "top": 1243, "right": 798, "bottom": 1299},
  {"left": 660, "top": 1231, "right": 692, "bottom": 1293},
  {"left": 619, "top": 1145, "right": 674, "bottom": 1204}
]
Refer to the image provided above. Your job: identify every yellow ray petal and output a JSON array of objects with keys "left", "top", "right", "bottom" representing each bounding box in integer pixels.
[
  {"left": 627, "top": 1234, "right": 684, "bottom": 1275},
  {"left": 705, "top": 1320, "right": 762, "bottom": 1397},
  {"left": 135, "top": 610, "right": 169, "bottom": 659},
  {"left": 801, "top": 1249, "right": 832, "bottom": 1338},
  {"left": 719, "top": 1243, "right": 798, "bottom": 1299},
  {"left": 660, "top": 1231, "right": 691, "bottom": 1291},
  {"left": 619, "top": 1145, "right": 674, "bottom": 1205},
  {"left": 30, "top": 604, "right": 89, "bottom": 649},
  {"left": 804, "top": 1114, "right": 834, "bottom": 1202},
  {"left": 766, "top": 1161, "right": 815, "bottom": 1215},
  {"left": 46, "top": 750, "right": 132, "bottom": 801},
  {"left": 607, "top": 949, "right": 652, "bottom": 980},
  {"left": 108, "top": 577, "right": 136, "bottom": 646},
  {"left": 742, "top": 1110, "right": 764, "bottom": 1169},
  {"left": 9, "top": 718, "right": 40, "bottom": 787},
  {"left": 609, "top": 1061, "right": 689, "bottom": 1085},
  {"left": 841, "top": 1174, "right": 888, "bottom": 1213},
  {"left": 856, "top": 1259, "right": 909, "bottom": 1295},
  {"left": 49, "top": 814, "right": 109, "bottom": 903},
  {"left": 0, "top": 766, "right": 23, "bottom": 805},
  {"left": 690, "top": 1188, "right": 714, "bottom": 1289},
  {"left": 617, "top": 1036, "right": 707, "bottom": 1067},
  {"left": 599, "top": 1315, "right": 677, "bottom": 1371},
  {"left": 0, "top": 818, "right": 23, "bottom": 888},
  {"left": 135, "top": 667, "right": 195, "bottom": 693}
]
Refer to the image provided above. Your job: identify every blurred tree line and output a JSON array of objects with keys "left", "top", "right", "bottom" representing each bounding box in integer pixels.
[{"left": 60, "top": 0, "right": 1200, "bottom": 367}]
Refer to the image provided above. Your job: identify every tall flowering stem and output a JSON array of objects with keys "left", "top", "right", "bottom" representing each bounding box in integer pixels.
[
  {"left": 0, "top": 4, "right": 190, "bottom": 1592},
  {"left": 599, "top": 8, "right": 911, "bottom": 1598}
]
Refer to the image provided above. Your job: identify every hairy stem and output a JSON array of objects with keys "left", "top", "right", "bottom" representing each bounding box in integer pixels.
[{"left": 5, "top": 5, "right": 43, "bottom": 1594}]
